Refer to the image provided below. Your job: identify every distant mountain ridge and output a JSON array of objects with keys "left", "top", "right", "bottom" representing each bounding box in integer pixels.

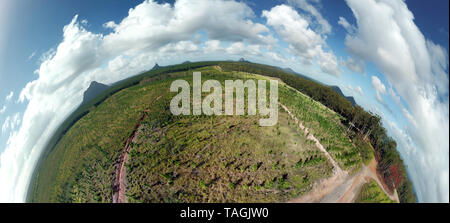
[
  {"left": 280, "top": 67, "right": 320, "bottom": 84},
  {"left": 82, "top": 81, "right": 109, "bottom": 105},
  {"left": 151, "top": 63, "right": 161, "bottom": 70},
  {"left": 272, "top": 66, "right": 357, "bottom": 106},
  {"left": 238, "top": 58, "right": 249, "bottom": 62},
  {"left": 82, "top": 63, "right": 356, "bottom": 107},
  {"left": 330, "top": 85, "right": 357, "bottom": 106}
]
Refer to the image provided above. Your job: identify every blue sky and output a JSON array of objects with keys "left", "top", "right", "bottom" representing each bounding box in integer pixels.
[{"left": 0, "top": 0, "right": 448, "bottom": 202}]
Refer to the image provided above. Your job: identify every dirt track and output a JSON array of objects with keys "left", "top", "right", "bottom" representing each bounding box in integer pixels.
[
  {"left": 281, "top": 104, "right": 398, "bottom": 203},
  {"left": 334, "top": 159, "right": 399, "bottom": 203},
  {"left": 112, "top": 109, "right": 149, "bottom": 203},
  {"left": 112, "top": 95, "right": 162, "bottom": 203},
  {"left": 113, "top": 101, "right": 398, "bottom": 203}
]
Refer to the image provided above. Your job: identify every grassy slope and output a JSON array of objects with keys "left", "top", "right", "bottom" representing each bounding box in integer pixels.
[
  {"left": 125, "top": 72, "right": 333, "bottom": 202},
  {"left": 279, "top": 83, "right": 363, "bottom": 174},
  {"left": 31, "top": 78, "right": 169, "bottom": 202},
  {"left": 27, "top": 62, "right": 220, "bottom": 202},
  {"left": 29, "top": 65, "right": 377, "bottom": 203},
  {"left": 355, "top": 180, "right": 396, "bottom": 203}
]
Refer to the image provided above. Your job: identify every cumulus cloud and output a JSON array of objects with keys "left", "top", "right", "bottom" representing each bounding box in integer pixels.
[
  {"left": 0, "top": 0, "right": 284, "bottom": 202},
  {"left": 426, "top": 39, "right": 449, "bottom": 97},
  {"left": 80, "top": 19, "right": 88, "bottom": 25},
  {"left": 371, "top": 76, "right": 393, "bottom": 115},
  {"left": 5, "top": 91, "right": 13, "bottom": 101},
  {"left": 355, "top": 86, "right": 363, "bottom": 95},
  {"left": 263, "top": 4, "right": 340, "bottom": 76},
  {"left": 347, "top": 84, "right": 363, "bottom": 95},
  {"left": 1, "top": 113, "right": 21, "bottom": 134},
  {"left": 0, "top": 105, "right": 5, "bottom": 114},
  {"left": 159, "top": 40, "right": 199, "bottom": 54},
  {"left": 266, "top": 51, "right": 288, "bottom": 64},
  {"left": 371, "top": 76, "right": 386, "bottom": 102},
  {"left": 338, "top": 16, "right": 356, "bottom": 34},
  {"left": 388, "top": 87, "right": 401, "bottom": 107},
  {"left": 226, "top": 42, "right": 262, "bottom": 56},
  {"left": 1, "top": 117, "right": 8, "bottom": 133},
  {"left": 341, "top": 56, "right": 365, "bottom": 74},
  {"left": 102, "top": 0, "right": 275, "bottom": 56},
  {"left": 103, "top": 21, "right": 118, "bottom": 29},
  {"left": 288, "top": 0, "right": 332, "bottom": 34},
  {"left": 203, "top": 40, "right": 224, "bottom": 54},
  {"left": 344, "top": 0, "right": 449, "bottom": 202}
]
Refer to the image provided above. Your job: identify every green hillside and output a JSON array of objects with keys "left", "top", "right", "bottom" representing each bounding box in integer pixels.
[
  {"left": 356, "top": 180, "right": 396, "bottom": 203},
  {"left": 28, "top": 62, "right": 414, "bottom": 203}
]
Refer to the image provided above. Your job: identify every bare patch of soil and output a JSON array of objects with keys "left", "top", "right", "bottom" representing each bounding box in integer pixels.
[{"left": 281, "top": 104, "right": 398, "bottom": 203}]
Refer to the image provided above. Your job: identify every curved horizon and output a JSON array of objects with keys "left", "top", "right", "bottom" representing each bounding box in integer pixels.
[{"left": 0, "top": 0, "right": 448, "bottom": 202}]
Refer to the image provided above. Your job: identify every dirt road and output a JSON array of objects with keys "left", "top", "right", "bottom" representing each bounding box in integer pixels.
[
  {"left": 334, "top": 158, "right": 399, "bottom": 203},
  {"left": 281, "top": 104, "right": 398, "bottom": 203},
  {"left": 112, "top": 109, "right": 149, "bottom": 203},
  {"left": 112, "top": 95, "right": 162, "bottom": 203}
]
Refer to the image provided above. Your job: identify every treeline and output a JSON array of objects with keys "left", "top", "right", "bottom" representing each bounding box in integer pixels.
[{"left": 219, "top": 62, "right": 415, "bottom": 203}]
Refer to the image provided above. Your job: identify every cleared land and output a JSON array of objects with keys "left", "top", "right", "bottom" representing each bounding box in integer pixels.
[
  {"left": 355, "top": 179, "right": 396, "bottom": 203},
  {"left": 29, "top": 65, "right": 389, "bottom": 203}
]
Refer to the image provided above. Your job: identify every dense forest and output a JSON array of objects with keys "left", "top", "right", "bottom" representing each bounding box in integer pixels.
[{"left": 219, "top": 62, "right": 416, "bottom": 203}]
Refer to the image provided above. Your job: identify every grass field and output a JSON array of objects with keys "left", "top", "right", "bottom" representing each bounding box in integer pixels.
[
  {"left": 355, "top": 180, "right": 396, "bottom": 203},
  {"left": 278, "top": 82, "right": 363, "bottom": 174},
  {"left": 29, "top": 65, "right": 376, "bottom": 203}
]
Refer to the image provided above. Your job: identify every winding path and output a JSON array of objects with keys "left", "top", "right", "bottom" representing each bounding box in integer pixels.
[{"left": 280, "top": 104, "right": 398, "bottom": 203}]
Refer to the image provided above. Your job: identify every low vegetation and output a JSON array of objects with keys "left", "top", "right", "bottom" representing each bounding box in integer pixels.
[
  {"left": 220, "top": 62, "right": 415, "bottom": 202},
  {"left": 355, "top": 180, "right": 396, "bottom": 203},
  {"left": 30, "top": 69, "right": 334, "bottom": 202},
  {"left": 28, "top": 61, "right": 415, "bottom": 203},
  {"left": 279, "top": 84, "right": 362, "bottom": 174}
]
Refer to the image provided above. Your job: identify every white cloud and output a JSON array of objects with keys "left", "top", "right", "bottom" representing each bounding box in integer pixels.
[
  {"left": 347, "top": 84, "right": 363, "bottom": 95},
  {"left": 28, "top": 52, "right": 36, "bottom": 61},
  {"left": 0, "top": 105, "right": 5, "bottom": 114},
  {"left": 159, "top": 40, "right": 199, "bottom": 54},
  {"left": 371, "top": 76, "right": 386, "bottom": 102},
  {"left": 1, "top": 113, "right": 20, "bottom": 134},
  {"left": 341, "top": 56, "right": 365, "bottom": 74},
  {"left": 1, "top": 117, "right": 9, "bottom": 133},
  {"left": 5, "top": 91, "right": 13, "bottom": 101},
  {"left": 263, "top": 4, "right": 340, "bottom": 76},
  {"left": 266, "top": 51, "right": 288, "bottom": 64},
  {"left": 355, "top": 86, "right": 363, "bottom": 95},
  {"left": 344, "top": 0, "right": 449, "bottom": 202},
  {"left": 288, "top": 0, "right": 332, "bottom": 34},
  {"left": 103, "top": 21, "right": 117, "bottom": 29},
  {"left": 226, "top": 42, "right": 262, "bottom": 56},
  {"left": 203, "top": 40, "right": 224, "bottom": 53},
  {"left": 338, "top": 16, "right": 356, "bottom": 34},
  {"left": 426, "top": 39, "right": 449, "bottom": 97},
  {"left": 0, "top": 0, "right": 283, "bottom": 203},
  {"left": 37, "top": 48, "right": 56, "bottom": 64},
  {"left": 102, "top": 0, "right": 275, "bottom": 56},
  {"left": 10, "top": 113, "right": 20, "bottom": 131},
  {"left": 388, "top": 87, "right": 401, "bottom": 107}
]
